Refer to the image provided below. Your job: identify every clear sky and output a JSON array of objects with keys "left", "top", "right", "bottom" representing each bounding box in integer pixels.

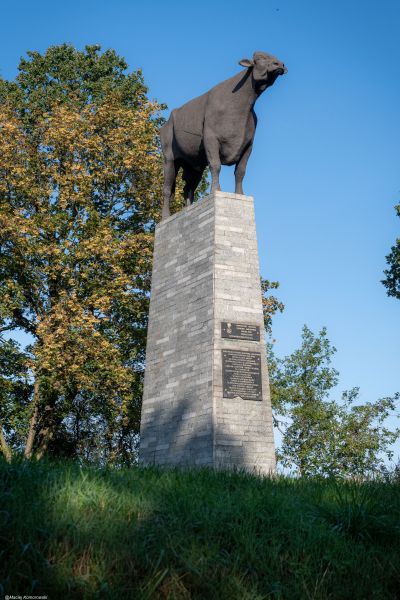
[{"left": 1, "top": 0, "right": 399, "bottom": 454}]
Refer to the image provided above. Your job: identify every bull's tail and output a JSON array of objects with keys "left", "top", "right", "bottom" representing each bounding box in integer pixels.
[
  {"left": 160, "top": 111, "right": 175, "bottom": 160},
  {"left": 160, "top": 111, "right": 178, "bottom": 219}
]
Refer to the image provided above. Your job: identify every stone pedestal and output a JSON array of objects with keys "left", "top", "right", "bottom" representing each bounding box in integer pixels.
[{"left": 139, "top": 192, "right": 275, "bottom": 473}]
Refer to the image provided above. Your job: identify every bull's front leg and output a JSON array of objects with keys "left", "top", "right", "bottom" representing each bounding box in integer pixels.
[
  {"left": 234, "top": 143, "right": 253, "bottom": 195},
  {"left": 204, "top": 133, "right": 221, "bottom": 194}
]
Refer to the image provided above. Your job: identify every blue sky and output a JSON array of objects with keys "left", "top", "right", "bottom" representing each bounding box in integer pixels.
[{"left": 1, "top": 1, "right": 399, "bottom": 454}]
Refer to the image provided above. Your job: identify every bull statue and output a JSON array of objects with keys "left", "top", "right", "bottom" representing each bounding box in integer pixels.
[{"left": 160, "top": 51, "right": 287, "bottom": 219}]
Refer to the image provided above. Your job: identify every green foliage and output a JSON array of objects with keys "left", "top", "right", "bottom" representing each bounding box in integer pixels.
[
  {"left": 0, "top": 43, "right": 156, "bottom": 117},
  {"left": 0, "top": 336, "right": 32, "bottom": 452},
  {"left": 269, "top": 326, "right": 399, "bottom": 477},
  {"left": 261, "top": 278, "right": 285, "bottom": 339},
  {"left": 1, "top": 460, "right": 400, "bottom": 599},
  {"left": 382, "top": 203, "right": 400, "bottom": 299},
  {"left": 0, "top": 44, "right": 166, "bottom": 462}
]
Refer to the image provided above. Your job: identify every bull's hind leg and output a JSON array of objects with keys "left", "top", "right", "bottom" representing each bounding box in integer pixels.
[
  {"left": 204, "top": 133, "right": 221, "bottom": 194},
  {"left": 182, "top": 164, "right": 204, "bottom": 206},
  {"left": 162, "top": 159, "right": 178, "bottom": 219}
]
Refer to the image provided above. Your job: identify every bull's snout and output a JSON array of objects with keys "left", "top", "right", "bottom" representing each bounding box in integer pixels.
[{"left": 282, "top": 65, "right": 288, "bottom": 74}]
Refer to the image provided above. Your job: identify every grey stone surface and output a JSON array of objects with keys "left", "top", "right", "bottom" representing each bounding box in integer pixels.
[{"left": 139, "top": 191, "right": 275, "bottom": 473}]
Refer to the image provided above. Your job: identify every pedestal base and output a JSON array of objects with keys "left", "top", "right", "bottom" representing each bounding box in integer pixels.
[{"left": 139, "top": 192, "right": 275, "bottom": 474}]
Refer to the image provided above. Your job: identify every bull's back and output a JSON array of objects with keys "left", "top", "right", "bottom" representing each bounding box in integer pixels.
[{"left": 173, "top": 93, "right": 208, "bottom": 135}]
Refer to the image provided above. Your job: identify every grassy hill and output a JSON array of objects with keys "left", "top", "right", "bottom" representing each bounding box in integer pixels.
[{"left": 0, "top": 460, "right": 399, "bottom": 599}]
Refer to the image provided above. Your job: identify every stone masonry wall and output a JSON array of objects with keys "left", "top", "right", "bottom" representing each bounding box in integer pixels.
[
  {"left": 139, "top": 191, "right": 275, "bottom": 473},
  {"left": 213, "top": 193, "right": 275, "bottom": 472},
  {"left": 139, "top": 195, "right": 215, "bottom": 466}
]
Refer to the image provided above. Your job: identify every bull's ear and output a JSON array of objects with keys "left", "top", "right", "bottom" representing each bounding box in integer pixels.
[{"left": 239, "top": 58, "right": 254, "bottom": 68}]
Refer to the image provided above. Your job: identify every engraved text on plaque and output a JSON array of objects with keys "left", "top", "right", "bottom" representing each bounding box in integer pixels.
[{"left": 222, "top": 350, "right": 262, "bottom": 401}]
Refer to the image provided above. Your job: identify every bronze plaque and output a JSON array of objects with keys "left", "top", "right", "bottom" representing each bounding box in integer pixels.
[
  {"left": 222, "top": 350, "right": 262, "bottom": 401},
  {"left": 221, "top": 322, "right": 260, "bottom": 341}
]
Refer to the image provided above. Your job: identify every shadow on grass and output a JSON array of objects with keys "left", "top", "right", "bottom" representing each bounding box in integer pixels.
[{"left": 1, "top": 460, "right": 400, "bottom": 599}]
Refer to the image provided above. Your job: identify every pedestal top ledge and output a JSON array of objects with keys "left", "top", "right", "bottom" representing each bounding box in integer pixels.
[{"left": 157, "top": 191, "right": 254, "bottom": 229}]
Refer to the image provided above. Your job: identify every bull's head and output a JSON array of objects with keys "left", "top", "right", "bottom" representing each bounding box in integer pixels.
[{"left": 239, "top": 51, "right": 287, "bottom": 93}]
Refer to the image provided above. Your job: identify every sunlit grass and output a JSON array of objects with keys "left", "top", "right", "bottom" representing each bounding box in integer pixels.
[{"left": 1, "top": 459, "right": 399, "bottom": 599}]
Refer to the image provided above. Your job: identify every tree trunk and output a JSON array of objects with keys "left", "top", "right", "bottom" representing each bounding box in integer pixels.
[
  {"left": 36, "top": 391, "right": 60, "bottom": 460},
  {"left": 24, "top": 379, "right": 40, "bottom": 459},
  {"left": 0, "top": 424, "right": 12, "bottom": 462},
  {"left": 36, "top": 421, "right": 54, "bottom": 460}
]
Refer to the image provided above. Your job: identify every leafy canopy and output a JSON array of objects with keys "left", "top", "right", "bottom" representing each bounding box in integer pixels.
[
  {"left": 0, "top": 44, "right": 166, "bottom": 462},
  {"left": 269, "top": 325, "right": 399, "bottom": 477},
  {"left": 382, "top": 203, "right": 400, "bottom": 299}
]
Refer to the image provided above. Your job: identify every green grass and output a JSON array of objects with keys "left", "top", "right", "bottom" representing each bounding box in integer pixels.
[{"left": 1, "top": 460, "right": 399, "bottom": 599}]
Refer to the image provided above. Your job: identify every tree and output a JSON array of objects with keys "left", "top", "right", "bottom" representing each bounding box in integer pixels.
[
  {"left": 0, "top": 336, "right": 32, "bottom": 461},
  {"left": 0, "top": 44, "right": 169, "bottom": 462},
  {"left": 382, "top": 203, "right": 400, "bottom": 299},
  {"left": 269, "top": 326, "right": 399, "bottom": 478},
  {"left": 261, "top": 279, "right": 285, "bottom": 340}
]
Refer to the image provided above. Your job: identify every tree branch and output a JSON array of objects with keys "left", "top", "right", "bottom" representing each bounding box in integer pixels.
[{"left": 11, "top": 309, "right": 37, "bottom": 337}]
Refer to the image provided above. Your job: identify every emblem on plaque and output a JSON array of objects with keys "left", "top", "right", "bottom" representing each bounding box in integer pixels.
[{"left": 221, "top": 322, "right": 260, "bottom": 341}]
